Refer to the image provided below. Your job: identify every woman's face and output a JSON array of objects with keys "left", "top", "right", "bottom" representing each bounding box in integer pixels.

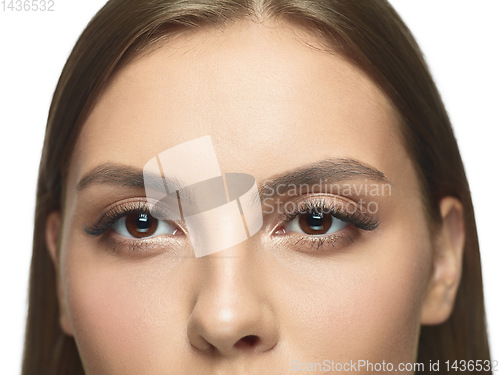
[{"left": 57, "top": 20, "right": 436, "bottom": 374}]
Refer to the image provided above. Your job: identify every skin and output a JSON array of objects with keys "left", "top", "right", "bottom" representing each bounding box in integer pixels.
[{"left": 45, "top": 19, "right": 465, "bottom": 374}]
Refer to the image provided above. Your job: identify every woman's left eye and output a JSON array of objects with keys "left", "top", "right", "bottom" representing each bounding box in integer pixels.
[
  {"left": 284, "top": 211, "right": 349, "bottom": 236},
  {"left": 112, "top": 213, "right": 178, "bottom": 239}
]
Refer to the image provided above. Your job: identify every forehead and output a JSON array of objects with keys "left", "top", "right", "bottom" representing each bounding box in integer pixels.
[{"left": 68, "top": 19, "right": 407, "bottom": 190}]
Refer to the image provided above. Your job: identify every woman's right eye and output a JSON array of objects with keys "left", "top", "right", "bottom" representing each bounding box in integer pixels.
[
  {"left": 111, "top": 213, "right": 178, "bottom": 239},
  {"left": 284, "top": 211, "right": 350, "bottom": 236}
]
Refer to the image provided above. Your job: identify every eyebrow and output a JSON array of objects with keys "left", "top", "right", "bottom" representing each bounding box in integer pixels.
[
  {"left": 76, "top": 162, "right": 147, "bottom": 191},
  {"left": 258, "top": 157, "right": 388, "bottom": 198},
  {"left": 76, "top": 158, "right": 389, "bottom": 197}
]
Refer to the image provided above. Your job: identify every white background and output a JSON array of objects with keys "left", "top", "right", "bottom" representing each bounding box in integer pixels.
[{"left": 0, "top": 1, "right": 498, "bottom": 373}]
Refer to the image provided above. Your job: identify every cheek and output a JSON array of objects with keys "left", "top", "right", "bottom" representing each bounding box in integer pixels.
[
  {"left": 276, "top": 218, "right": 432, "bottom": 365},
  {"left": 347, "top": 244, "right": 430, "bottom": 360},
  {"left": 337, "top": 194, "right": 434, "bottom": 362},
  {"left": 61, "top": 246, "right": 190, "bottom": 373}
]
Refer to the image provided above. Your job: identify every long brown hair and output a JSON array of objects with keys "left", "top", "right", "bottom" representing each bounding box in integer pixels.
[{"left": 23, "top": 1, "right": 490, "bottom": 373}]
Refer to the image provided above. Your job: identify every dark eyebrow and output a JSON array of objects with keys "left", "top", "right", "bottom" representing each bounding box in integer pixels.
[
  {"left": 76, "top": 162, "right": 146, "bottom": 191},
  {"left": 257, "top": 157, "right": 389, "bottom": 198},
  {"left": 76, "top": 158, "right": 389, "bottom": 196},
  {"left": 76, "top": 162, "right": 194, "bottom": 196}
]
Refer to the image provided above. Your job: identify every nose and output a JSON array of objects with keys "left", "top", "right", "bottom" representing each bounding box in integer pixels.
[{"left": 187, "top": 245, "right": 279, "bottom": 357}]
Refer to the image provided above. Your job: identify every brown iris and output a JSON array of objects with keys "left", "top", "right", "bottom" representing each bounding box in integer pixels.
[
  {"left": 125, "top": 213, "right": 158, "bottom": 238},
  {"left": 298, "top": 211, "right": 333, "bottom": 235}
]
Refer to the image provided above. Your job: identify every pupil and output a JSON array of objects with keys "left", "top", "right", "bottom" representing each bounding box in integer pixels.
[
  {"left": 307, "top": 212, "right": 324, "bottom": 228},
  {"left": 136, "top": 214, "right": 150, "bottom": 231},
  {"left": 125, "top": 213, "right": 158, "bottom": 238},
  {"left": 298, "top": 210, "right": 333, "bottom": 235}
]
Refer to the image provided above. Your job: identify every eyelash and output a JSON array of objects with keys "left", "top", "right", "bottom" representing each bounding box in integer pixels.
[
  {"left": 82, "top": 199, "right": 186, "bottom": 255},
  {"left": 83, "top": 200, "right": 171, "bottom": 238},
  {"left": 83, "top": 196, "right": 379, "bottom": 254},
  {"left": 275, "top": 195, "right": 379, "bottom": 252}
]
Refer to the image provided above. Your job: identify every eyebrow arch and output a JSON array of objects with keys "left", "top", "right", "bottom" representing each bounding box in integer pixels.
[
  {"left": 76, "top": 157, "right": 389, "bottom": 196},
  {"left": 76, "top": 162, "right": 190, "bottom": 195},
  {"left": 76, "top": 162, "right": 146, "bottom": 191},
  {"left": 252, "top": 158, "right": 390, "bottom": 206},
  {"left": 258, "top": 157, "right": 389, "bottom": 197}
]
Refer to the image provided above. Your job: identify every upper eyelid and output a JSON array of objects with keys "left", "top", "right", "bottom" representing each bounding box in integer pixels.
[
  {"left": 84, "top": 194, "right": 377, "bottom": 239},
  {"left": 90, "top": 201, "right": 149, "bottom": 228},
  {"left": 278, "top": 194, "right": 365, "bottom": 220},
  {"left": 102, "top": 198, "right": 167, "bottom": 218},
  {"left": 274, "top": 194, "right": 380, "bottom": 233},
  {"left": 110, "top": 215, "right": 177, "bottom": 239},
  {"left": 83, "top": 198, "right": 179, "bottom": 237}
]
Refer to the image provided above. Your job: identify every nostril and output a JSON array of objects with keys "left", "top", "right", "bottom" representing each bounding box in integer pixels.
[{"left": 234, "top": 335, "right": 259, "bottom": 349}]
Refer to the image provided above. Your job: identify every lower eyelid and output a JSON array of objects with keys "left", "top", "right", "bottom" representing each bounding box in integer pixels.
[
  {"left": 273, "top": 228, "right": 359, "bottom": 253},
  {"left": 103, "top": 235, "right": 180, "bottom": 255}
]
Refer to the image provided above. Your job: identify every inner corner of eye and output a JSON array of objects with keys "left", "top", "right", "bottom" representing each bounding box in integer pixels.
[{"left": 273, "top": 226, "right": 286, "bottom": 235}]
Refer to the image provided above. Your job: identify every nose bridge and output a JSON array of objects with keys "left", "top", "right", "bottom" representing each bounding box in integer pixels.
[{"left": 187, "top": 243, "right": 279, "bottom": 356}]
